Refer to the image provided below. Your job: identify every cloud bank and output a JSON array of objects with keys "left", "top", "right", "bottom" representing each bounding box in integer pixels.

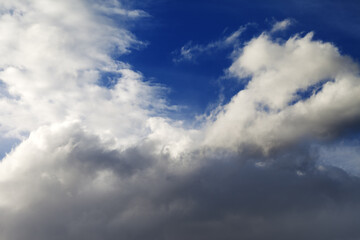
[{"left": 0, "top": 1, "right": 360, "bottom": 239}]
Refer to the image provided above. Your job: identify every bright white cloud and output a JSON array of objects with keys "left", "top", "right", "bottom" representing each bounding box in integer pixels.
[
  {"left": 0, "top": 0, "right": 184, "bottom": 151},
  {"left": 205, "top": 32, "right": 360, "bottom": 152}
]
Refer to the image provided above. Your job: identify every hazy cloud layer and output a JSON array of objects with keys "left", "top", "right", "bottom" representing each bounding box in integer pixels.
[{"left": 0, "top": 1, "right": 360, "bottom": 240}]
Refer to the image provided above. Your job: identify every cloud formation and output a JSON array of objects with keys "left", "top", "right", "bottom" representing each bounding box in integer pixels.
[
  {"left": 0, "top": 0, "right": 168, "bottom": 149},
  {"left": 0, "top": 2, "right": 360, "bottom": 240},
  {"left": 2, "top": 122, "right": 360, "bottom": 240},
  {"left": 206, "top": 32, "right": 360, "bottom": 152}
]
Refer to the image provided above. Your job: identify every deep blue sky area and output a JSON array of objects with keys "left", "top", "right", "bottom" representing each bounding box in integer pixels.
[{"left": 119, "top": 0, "right": 360, "bottom": 119}]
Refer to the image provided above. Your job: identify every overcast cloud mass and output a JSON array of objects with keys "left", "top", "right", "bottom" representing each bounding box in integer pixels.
[{"left": 1, "top": 0, "right": 360, "bottom": 239}]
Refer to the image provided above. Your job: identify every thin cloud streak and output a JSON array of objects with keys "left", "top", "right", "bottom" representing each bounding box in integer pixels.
[
  {"left": 172, "top": 25, "right": 248, "bottom": 63},
  {"left": 270, "top": 18, "right": 293, "bottom": 33}
]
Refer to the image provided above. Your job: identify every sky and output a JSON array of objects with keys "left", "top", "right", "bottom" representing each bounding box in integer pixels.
[{"left": 0, "top": 0, "right": 360, "bottom": 239}]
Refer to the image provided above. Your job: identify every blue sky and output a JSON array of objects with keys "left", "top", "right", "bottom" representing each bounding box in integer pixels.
[
  {"left": 1, "top": 1, "right": 360, "bottom": 239},
  {"left": 119, "top": 0, "right": 360, "bottom": 117}
]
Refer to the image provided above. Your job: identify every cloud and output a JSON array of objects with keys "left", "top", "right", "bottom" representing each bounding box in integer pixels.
[
  {"left": 94, "top": 2, "right": 149, "bottom": 18},
  {"left": 271, "top": 19, "right": 293, "bottom": 33},
  {"left": 172, "top": 26, "right": 247, "bottom": 63},
  {"left": 206, "top": 32, "right": 360, "bottom": 152},
  {"left": 1, "top": 122, "right": 360, "bottom": 240},
  {"left": 318, "top": 140, "right": 360, "bottom": 176},
  {"left": 1, "top": 1, "right": 360, "bottom": 239},
  {"left": 0, "top": 0, "right": 170, "bottom": 149}
]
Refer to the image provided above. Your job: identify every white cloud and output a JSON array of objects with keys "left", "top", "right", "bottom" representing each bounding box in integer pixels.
[
  {"left": 205, "top": 32, "right": 360, "bottom": 152},
  {"left": 271, "top": 19, "right": 293, "bottom": 33},
  {"left": 0, "top": 0, "right": 182, "bottom": 151}
]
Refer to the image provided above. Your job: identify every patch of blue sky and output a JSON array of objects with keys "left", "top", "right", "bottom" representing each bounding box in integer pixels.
[
  {"left": 289, "top": 78, "right": 335, "bottom": 106},
  {"left": 118, "top": 0, "right": 360, "bottom": 122},
  {"left": 0, "top": 137, "right": 20, "bottom": 160},
  {"left": 98, "top": 71, "right": 120, "bottom": 89}
]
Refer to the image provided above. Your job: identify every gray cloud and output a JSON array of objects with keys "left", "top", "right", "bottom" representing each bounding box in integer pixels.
[{"left": 1, "top": 124, "right": 360, "bottom": 240}]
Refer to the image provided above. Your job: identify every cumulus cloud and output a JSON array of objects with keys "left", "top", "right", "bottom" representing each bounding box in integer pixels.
[
  {"left": 0, "top": 0, "right": 171, "bottom": 149},
  {"left": 1, "top": 1, "right": 360, "bottom": 239},
  {"left": 206, "top": 32, "right": 360, "bottom": 152}
]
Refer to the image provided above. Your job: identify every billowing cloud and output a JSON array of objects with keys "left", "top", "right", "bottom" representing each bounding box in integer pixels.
[
  {"left": 1, "top": 1, "right": 360, "bottom": 240},
  {"left": 0, "top": 0, "right": 170, "bottom": 149},
  {"left": 1, "top": 122, "right": 360, "bottom": 240},
  {"left": 206, "top": 32, "right": 360, "bottom": 152}
]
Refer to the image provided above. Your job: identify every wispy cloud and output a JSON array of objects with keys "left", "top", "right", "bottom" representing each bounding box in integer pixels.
[
  {"left": 172, "top": 25, "right": 247, "bottom": 63},
  {"left": 270, "top": 18, "right": 293, "bottom": 32}
]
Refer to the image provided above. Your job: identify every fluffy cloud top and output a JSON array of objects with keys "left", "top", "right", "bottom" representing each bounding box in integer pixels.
[
  {"left": 0, "top": 1, "right": 360, "bottom": 239},
  {"left": 206, "top": 32, "right": 360, "bottom": 152},
  {"left": 0, "top": 0, "right": 173, "bottom": 149}
]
